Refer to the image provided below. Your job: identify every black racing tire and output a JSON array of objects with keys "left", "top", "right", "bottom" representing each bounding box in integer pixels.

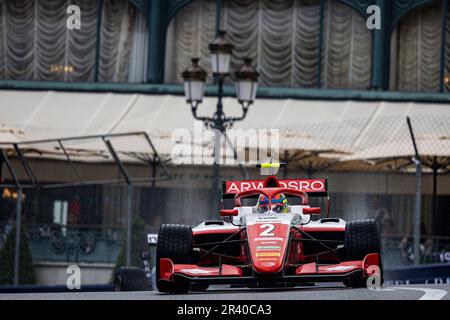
[
  {"left": 156, "top": 224, "right": 193, "bottom": 294},
  {"left": 114, "top": 267, "right": 149, "bottom": 291},
  {"left": 344, "top": 219, "right": 384, "bottom": 288}
]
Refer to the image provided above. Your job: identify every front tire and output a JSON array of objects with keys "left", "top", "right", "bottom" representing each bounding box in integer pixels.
[
  {"left": 344, "top": 219, "right": 383, "bottom": 288},
  {"left": 156, "top": 224, "right": 193, "bottom": 293}
]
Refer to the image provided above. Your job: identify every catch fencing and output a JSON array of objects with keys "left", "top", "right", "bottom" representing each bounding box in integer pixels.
[
  {"left": 0, "top": 115, "right": 449, "bottom": 286},
  {"left": 0, "top": 132, "right": 169, "bottom": 286}
]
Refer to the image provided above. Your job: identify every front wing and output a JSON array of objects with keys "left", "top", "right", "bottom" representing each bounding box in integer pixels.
[{"left": 158, "top": 253, "right": 380, "bottom": 286}]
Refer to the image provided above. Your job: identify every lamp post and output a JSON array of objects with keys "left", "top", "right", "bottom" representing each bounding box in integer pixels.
[{"left": 182, "top": 30, "right": 259, "bottom": 214}]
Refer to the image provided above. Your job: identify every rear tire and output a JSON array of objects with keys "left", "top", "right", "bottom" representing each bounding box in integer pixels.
[
  {"left": 344, "top": 219, "right": 384, "bottom": 288},
  {"left": 156, "top": 224, "right": 193, "bottom": 293},
  {"left": 114, "top": 267, "right": 148, "bottom": 291}
]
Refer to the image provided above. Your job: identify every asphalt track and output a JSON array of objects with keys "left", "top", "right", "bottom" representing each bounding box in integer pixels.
[{"left": 1, "top": 283, "right": 449, "bottom": 300}]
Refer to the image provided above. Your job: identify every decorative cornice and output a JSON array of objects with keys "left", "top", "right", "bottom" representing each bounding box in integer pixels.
[
  {"left": 391, "top": 0, "right": 435, "bottom": 30},
  {"left": 166, "top": 0, "right": 193, "bottom": 24},
  {"left": 339, "top": 0, "right": 373, "bottom": 18},
  {"left": 2, "top": 81, "right": 450, "bottom": 104},
  {"left": 128, "top": 0, "right": 150, "bottom": 15}
]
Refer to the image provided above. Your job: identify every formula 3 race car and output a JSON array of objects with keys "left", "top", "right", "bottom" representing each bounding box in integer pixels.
[{"left": 156, "top": 171, "right": 383, "bottom": 293}]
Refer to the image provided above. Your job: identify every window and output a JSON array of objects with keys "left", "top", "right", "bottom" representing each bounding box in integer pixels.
[
  {"left": 0, "top": 0, "right": 148, "bottom": 83},
  {"left": 165, "top": 0, "right": 372, "bottom": 89},
  {"left": 391, "top": 1, "right": 443, "bottom": 92}
]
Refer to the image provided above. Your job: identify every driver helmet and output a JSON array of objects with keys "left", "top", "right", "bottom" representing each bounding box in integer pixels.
[{"left": 257, "top": 194, "right": 288, "bottom": 213}]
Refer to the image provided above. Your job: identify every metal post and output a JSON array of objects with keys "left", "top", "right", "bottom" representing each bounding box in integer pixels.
[
  {"left": 307, "top": 161, "right": 313, "bottom": 179},
  {"left": 211, "top": 76, "right": 225, "bottom": 215},
  {"left": 125, "top": 184, "right": 133, "bottom": 266},
  {"left": 147, "top": 0, "right": 163, "bottom": 83},
  {"left": 413, "top": 159, "right": 422, "bottom": 265},
  {"left": 371, "top": 0, "right": 389, "bottom": 90},
  {"left": 212, "top": 129, "right": 221, "bottom": 215},
  {"left": 13, "top": 188, "right": 23, "bottom": 286},
  {"left": 13, "top": 144, "right": 39, "bottom": 187},
  {"left": 224, "top": 132, "right": 249, "bottom": 179},
  {"left": 94, "top": 0, "right": 104, "bottom": 82},
  {"left": 407, "top": 117, "right": 422, "bottom": 265},
  {"left": 432, "top": 159, "right": 438, "bottom": 237},
  {"left": 151, "top": 160, "right": 157, "bottom": 188},
  {"left": 283, "top": 150, "right": 289, "bottom": 179}
]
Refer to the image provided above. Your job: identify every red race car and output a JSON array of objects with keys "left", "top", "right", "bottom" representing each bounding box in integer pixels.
[{"left": 156, "top": 173, "right": 383, "bottom": 293}]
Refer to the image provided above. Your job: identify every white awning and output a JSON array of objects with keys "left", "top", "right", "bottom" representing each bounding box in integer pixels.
[{"left": 1, "top": 90, "right": 449, "bottom": 165}]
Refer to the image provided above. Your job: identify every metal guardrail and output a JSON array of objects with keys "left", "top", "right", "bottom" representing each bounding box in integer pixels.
[
  {"left": 0, "top": 284, "right": 114, "bottom": 293},
  {"left": 385, "top": 263, "right": 450, "bottom": 284}
]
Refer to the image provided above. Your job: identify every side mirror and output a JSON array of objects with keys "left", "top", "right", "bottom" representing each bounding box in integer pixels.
[
  {"left": 303, "top": 207, "right": 321, "bottom": 215},
  {"left": 220, "top": 209, "right": 239, "bottom": 217}
]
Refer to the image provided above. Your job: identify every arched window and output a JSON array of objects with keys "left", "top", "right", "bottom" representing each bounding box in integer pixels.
[
  {"left": 391, "top": 1, "right": 444, "bottom": 92},
  {"left": 0, "top": 0, "right": 148, "bottom": 83},
  {"left": 165, "top": 0, "right": 372, "bottom": 89},
  {"left": 321, "top": 0, "right": 372, "bottom": 89}
]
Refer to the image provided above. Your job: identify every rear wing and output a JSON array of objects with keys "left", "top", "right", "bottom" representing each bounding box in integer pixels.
[
  {"left": 221, "top": 178, "right": 330, "bottom": 216},
  {"left": 222, "top": 178, "right": 328, "bottom": 199}
]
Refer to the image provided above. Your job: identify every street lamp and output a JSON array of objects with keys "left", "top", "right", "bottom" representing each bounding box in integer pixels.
[
  {"left": 182, "top": 58, "right": 207, "bottom": 105},
  {"left": 209, "top": 30, "right": 234, "bottom": 75},
  {"left": 182, "top": 30, "right": 259, "bottom": 213},
  {"left": 235, "top": 57, "right": 259, "bottom": 105}
]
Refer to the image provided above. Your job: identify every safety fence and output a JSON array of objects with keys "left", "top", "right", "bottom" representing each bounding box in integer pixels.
[
  {"left": 1, "top": 177, "right": 449, "bottom": 286},
  {"left": 0, "top": 132, "right": 169, "bottom": 286},
  {"left": 0, "top": 116, "right": 449, "bottom": 286},
  {"left": 0, "top": 184, "right": 214, "bottom": 286}
]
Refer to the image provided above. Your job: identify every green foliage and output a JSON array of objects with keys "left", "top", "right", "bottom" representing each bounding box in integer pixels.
[
  {"left": 0, "top": 225, "right": 37, "bottom": 285},
  {"left": 111, "top": 215, "right": 147, "bottom": 281}
]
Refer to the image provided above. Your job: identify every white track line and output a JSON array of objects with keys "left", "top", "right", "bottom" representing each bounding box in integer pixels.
[{"left": 391, "top": 287, "right": 448, "bottom": 300}]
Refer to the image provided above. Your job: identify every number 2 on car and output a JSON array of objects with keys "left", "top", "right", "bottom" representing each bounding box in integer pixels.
[{"left": 259, "top": 224, "right": 275, "bottom": 237}]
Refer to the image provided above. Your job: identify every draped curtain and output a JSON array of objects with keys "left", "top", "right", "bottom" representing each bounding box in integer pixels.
[
  {"left": 0, "top": 0, "right": 145, "bottom": 82},
  {"left": 166, "top": 0, "right": 372, "bottom": 89},
  {"left": 98, "top": 0, "right": 135, "bottom": 82},
  {"left": 394, "top": 1, "right": 442, "bottom": 92},
  {"left": 167, "top": 0, "right": 217, "bottom": 83},
  {"left": 321, "top": 0, "right": 371, "bottom": 89}
]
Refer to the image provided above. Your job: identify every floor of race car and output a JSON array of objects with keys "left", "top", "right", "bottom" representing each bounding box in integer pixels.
[{"left": 1, "top": 283, "right": 449, "bottom": 300}]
